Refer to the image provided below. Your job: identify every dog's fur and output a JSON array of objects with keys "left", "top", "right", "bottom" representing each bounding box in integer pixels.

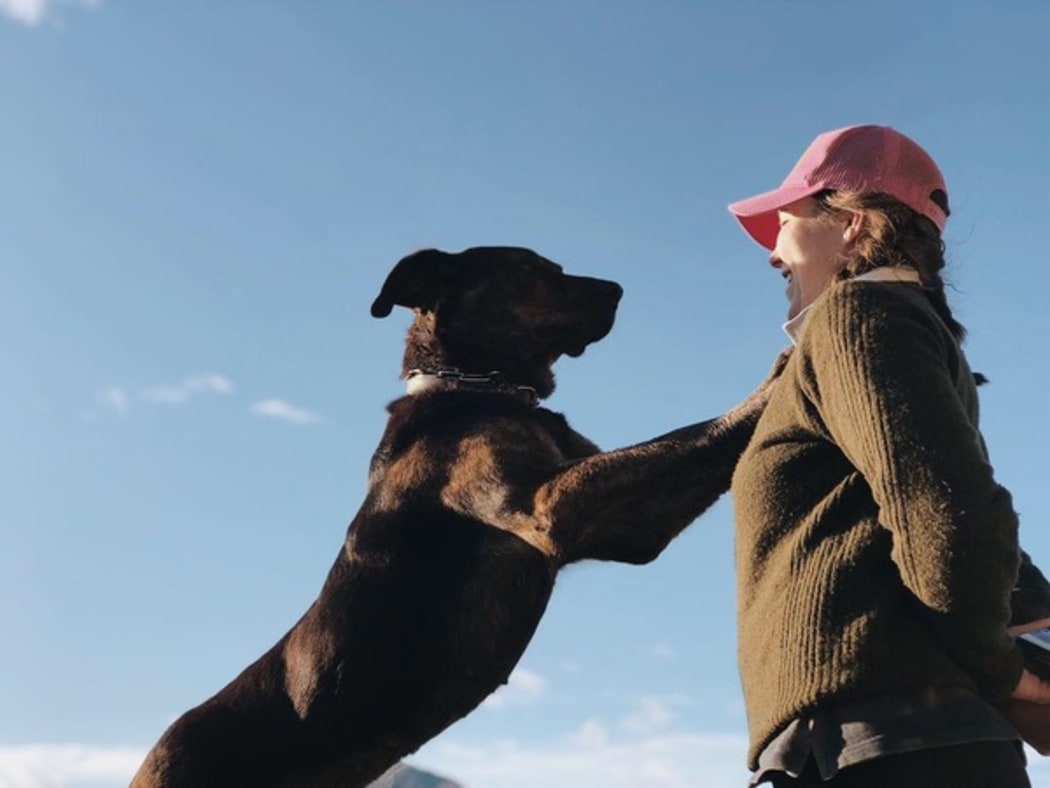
[{"left": 132, "top": 246, "right": 781, "bottom": 788}]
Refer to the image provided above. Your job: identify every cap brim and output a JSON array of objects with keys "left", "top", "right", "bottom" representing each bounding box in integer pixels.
[{"left": 727, "top": 183, "right": 824, "bottom": 250}]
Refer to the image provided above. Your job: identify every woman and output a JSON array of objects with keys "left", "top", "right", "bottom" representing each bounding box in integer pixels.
[{"left": 726, "top": 124, "right": 1050, "bottom": 787}]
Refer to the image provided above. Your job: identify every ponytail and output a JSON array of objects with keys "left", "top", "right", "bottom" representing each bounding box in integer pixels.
[{"left": 816, "top": 191, "right": 968, "bottom": 343}]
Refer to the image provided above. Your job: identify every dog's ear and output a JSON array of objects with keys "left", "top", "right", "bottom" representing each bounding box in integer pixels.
[{"left": 371, "top": 249, "right": 460, "bottom": 318}]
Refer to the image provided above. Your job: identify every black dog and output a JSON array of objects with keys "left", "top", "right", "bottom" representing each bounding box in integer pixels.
[{"left": 132, "top": 246, "right": 781, "bottom": 787}]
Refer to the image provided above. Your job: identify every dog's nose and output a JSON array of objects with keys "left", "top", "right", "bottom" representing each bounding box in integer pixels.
[
  {"left": 599, "top": 280, "right": 624, "bottom": 302},
  {"left": 568, "top": 274, "right": 623, "bottom": 304}
]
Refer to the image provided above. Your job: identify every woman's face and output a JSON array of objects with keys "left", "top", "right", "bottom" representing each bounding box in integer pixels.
[{"left": 772, "top": 197, "right": 851, "bottom": 320}]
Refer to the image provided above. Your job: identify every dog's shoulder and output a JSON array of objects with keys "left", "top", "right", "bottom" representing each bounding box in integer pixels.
[
  {"left": 532, "top": 408, "right": 600, "bottom": 460},
  {"left": 352, "top": 394, "right": 586, "bottom": 558},
  {"left": 365, "top": 396, "right": 594, "bottom": 525},
  {"left": 398, "top": 396, "right": 599, "bottom": 466},
  {"left": 380, "top": 394, "right": 590, "bottom": 451}
]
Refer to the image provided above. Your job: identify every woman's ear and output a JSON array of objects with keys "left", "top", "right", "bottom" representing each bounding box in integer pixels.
[{"left": 843, "top": 211, "right": 865, "bottom": 244}]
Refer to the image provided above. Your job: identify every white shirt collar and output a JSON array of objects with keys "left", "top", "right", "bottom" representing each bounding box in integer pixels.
[{"left": 782, "top": 267, "right": 922, "bottom": 345}]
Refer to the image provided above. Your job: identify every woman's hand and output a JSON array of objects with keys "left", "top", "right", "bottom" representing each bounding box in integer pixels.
[
  {"left": 1011, "top": 668, "right": 1050, "bottom": 704},
  {"left": 1007, "top": 617, "right": 1050, "bottom": 637},
  {"left": 1005, "top": 671, "right": 1050, "bottom": 755}
]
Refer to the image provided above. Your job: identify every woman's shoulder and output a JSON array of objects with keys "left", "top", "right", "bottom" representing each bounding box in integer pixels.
[
  {"left": 801, "top": 279, "right": 949, "bottom": 354},
  {"left": 808, "top": 279, "right": 936, "bottom": 329},
  {"left": 820, "top": 276, "right": 928, "bottom": 310}
]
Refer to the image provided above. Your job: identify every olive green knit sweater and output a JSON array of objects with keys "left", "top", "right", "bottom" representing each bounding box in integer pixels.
[{"left": 731, "top": 280, "right": 1023, "bottom": 769}]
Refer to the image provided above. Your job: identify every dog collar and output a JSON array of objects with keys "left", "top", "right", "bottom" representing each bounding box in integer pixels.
[{"left": 405, "top": 368, "right": 539, "bottom": 408}]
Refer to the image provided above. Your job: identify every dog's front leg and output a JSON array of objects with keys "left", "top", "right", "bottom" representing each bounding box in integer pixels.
[
  {"left": 541, "top": 413, "right": 754, "bottom": 565},
  {"left": 543, "top": 352, "right": 789, "bottom": 566}
]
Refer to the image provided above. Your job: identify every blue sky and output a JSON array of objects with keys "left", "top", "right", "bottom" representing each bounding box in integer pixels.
[{"left": 3, "top": 2, "right": 1050, "bottom": 786}]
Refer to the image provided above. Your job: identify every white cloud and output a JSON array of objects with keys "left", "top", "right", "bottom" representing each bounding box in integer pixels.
[
  {"left": 646, "top": 642, "right": 677, "bottom": 660},
  {"left": 420, "top": 730, "right": 752, "bottom": 788},
  {"left": 0, "top": 0, "right": 100, "bottom": 27},
  {"left": 251, "top": 399, "right": 321, "bottom": 425},
  {"left": 98, "top": 386, "right": 128, "bottom": 413},
  {"left": 568, "top": 719, "right": 610, "bottom": 749},
  {"left": 95, "top": 375, "right": 328, "bottom": 426},
  {"left": 9, "top": 739, "right": 1050, "bottom": 788},
  {"left": 619, "top": 695, "right": 675, "bottom": 734},
  {"left": 140, "top": 374, "right": 233, "bottom": 405},
  {"left": 0, "top": 743, "right": 144, "bottom": 787},
  {"left": 0, "top": 0, "right": 46, "bottom": 24},
  {"left": 414, "top": 732, "right": 1050, "bottom": 788},
  {"left": 480, "top": 668, "right": 547, "bottom": 709}
]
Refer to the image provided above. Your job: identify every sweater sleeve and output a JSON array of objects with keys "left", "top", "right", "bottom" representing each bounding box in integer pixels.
[
  {"left": 800, "top": 283, "right": 1023, "bottom": 700},
  {"left": 1013, "top": 550, "right": 1050, "bottom": 627}
]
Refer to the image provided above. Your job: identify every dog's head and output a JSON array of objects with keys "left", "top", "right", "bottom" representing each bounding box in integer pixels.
[{"left": 371, "top": 246, "right": 623, "bottom": 399}]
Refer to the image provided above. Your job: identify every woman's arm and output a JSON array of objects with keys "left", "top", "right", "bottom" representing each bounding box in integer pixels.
[
  {"left": 801, "top": 283, "right": 1023, "bottom": 699},
  {"left": 1011, "top": 551, "right": 1050, "bottom": 630}
]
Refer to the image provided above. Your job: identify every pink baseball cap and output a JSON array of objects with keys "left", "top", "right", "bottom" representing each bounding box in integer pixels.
[{"left": 728, "top": 124, "right": 949, "bottom": 250}]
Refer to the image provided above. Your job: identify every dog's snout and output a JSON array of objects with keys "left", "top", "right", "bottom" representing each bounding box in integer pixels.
[
  {"left": 562, "top": 274, "right": 623, "bottom": 307},
  {"left": 577, "top": 277, "right": 622, "bottom": 303},
  {"left": 600, "top": 280, "right": 624, "bottom": 302}
]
